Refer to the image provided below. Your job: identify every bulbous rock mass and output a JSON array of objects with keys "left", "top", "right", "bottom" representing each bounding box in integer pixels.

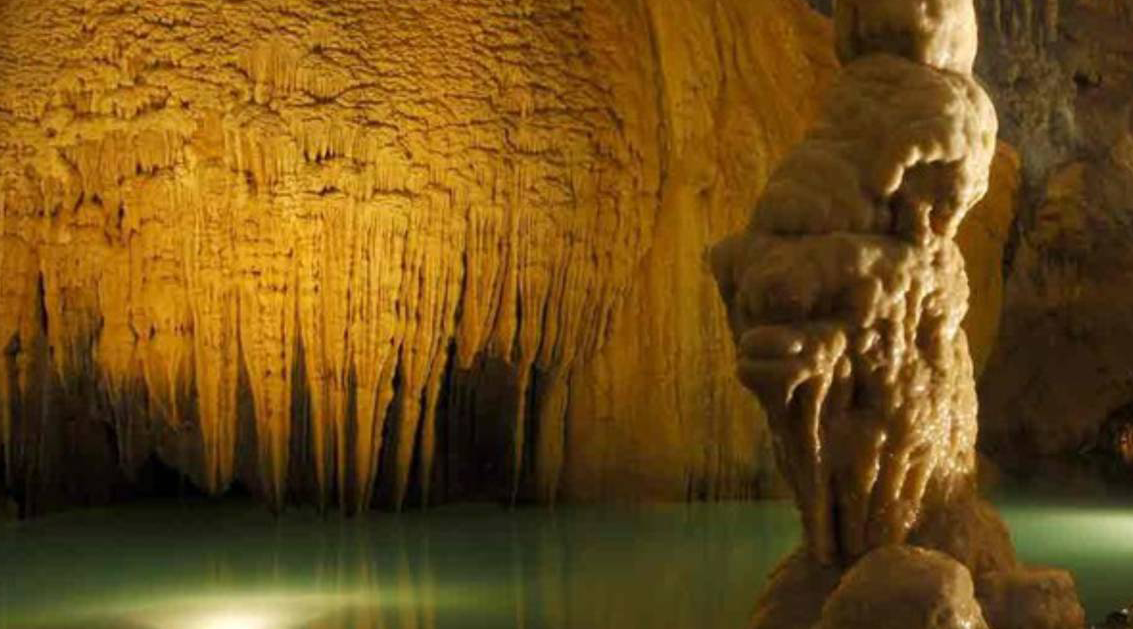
[
  {"left": 711, "top": 0, "right": 1085, "bottom": 627},
  {"left": 712, "top": 0, "right": 996, "bottom": 567}
]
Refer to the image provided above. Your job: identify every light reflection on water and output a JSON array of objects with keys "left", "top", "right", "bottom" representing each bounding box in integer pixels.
[
  {"left": 996, "top": 499, "right": 1133, "bottom": 621},
  {"left": 0, "top": 497, "right": 1128, "bottom": 628}
]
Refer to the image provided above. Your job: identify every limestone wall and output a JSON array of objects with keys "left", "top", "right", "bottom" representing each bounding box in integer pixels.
[
  {"left": 0, "top": 0, "right": 839, "bottom": 512},
  {"left": 0, "top": 0, "right": 1018, "bottom": 513}
]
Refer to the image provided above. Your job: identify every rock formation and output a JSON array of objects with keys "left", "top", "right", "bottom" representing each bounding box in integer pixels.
[
  {"left": 975, "top": 0, "right": 1133, "bottom": 470},
  {"left": 804, "top": 0, "right": 1133, "bottom": 483},
  {"left": 817, "top": 546, "right": 989, "bottom": 629},
  {"left": 0, "top": 0, "right": 1028, "bottom": 517},
  {"left": 710, "top": 0, "right": 1085, "bottom": 626},
  {"left": 0, "top": 0, "right": 848, "bottom": 514},
  {"left": 954, "top": 143, "right": 1019, "bottom": 379}
]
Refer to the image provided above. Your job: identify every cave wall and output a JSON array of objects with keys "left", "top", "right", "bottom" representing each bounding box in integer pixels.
[
  {"left": 974, "top": 0, "right": 1133, "bottom": 465},
  {"left": 554, "top": 1, "right": 841, "bottom": 503},
  {"left": 0, "top": 0, "right": 843, "bottom": 513},
  {"left": 0, "top": 0, "right": 1021, "bottom": 514}
]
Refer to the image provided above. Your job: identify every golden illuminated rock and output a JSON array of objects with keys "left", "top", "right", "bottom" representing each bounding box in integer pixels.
[
  {"left": 0, "top": 0, "right": 839, "bottom": 511},
  {"left": 834, "top": 0, "right": 979, "bottom": 74},
  {"left": 956, "top": 143, "right": 1020, "bottom": 378},
  {"left": 711, "top": 0, "right": 1084, "bottom": 626}
]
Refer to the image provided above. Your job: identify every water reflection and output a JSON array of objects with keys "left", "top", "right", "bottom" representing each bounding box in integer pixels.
[
  {"left": 997, "top": 502, "right": 1133, "bottom": 620},
  {"left": 0, "top": 502, "right": 799, "bottom": 629},
  {"left": 1, "top": 497, "right": 1128, "bottom": 628}
]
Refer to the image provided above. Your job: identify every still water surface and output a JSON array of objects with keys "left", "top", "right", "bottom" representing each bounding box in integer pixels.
[{"left": 1, "top": 494, "right": 1129, "bottom": 628}]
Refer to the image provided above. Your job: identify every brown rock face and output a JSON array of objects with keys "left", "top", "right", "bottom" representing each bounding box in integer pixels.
[
  {"left": 711, "top": 0, "right": 1084, "bottom": 626},
  {"left": 955, "top": 143, "right": 1020, "bottom": 379},
  {"left": 0, "top": 0, "right": 839, "bottom": 512},
  {"left": 975, "top": 0, "right": 1133, "bottom": 466},
  {"left": 817, "top": 546, "right": 989, "bottom": 629}
]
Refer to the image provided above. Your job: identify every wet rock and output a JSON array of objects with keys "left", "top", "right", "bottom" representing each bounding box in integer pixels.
[
  {"left": 977, "top": 567, "right": 1086, "bottom": 629},
  {"left": 712, "top": 0, "right": 997, "bottom": 566},
  {"left": 818, "top": 546, "right": 988, "bottom": 629},
  {"left": 1070, "top": 401, "right": 1133, "bottom": 486},
  {"left": 713, "top": 0, "right": 1086, "bottom": 626},
  {"left": 748, "top": 549, "right": 843, "bottom": 629}
]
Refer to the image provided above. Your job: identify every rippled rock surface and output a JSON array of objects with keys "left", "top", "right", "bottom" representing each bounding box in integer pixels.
[{"left": 711, "top": 0, "right": 1087, "bottom": 627}]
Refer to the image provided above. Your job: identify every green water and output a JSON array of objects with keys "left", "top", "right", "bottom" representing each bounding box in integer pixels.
[{"left": 0, "top": 496, "right": 1128, "bottom": 628}]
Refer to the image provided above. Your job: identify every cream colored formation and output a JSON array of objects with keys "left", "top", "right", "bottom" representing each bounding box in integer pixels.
[{"left": 712, "top": 0, "right": 1084, "bottom": 627}]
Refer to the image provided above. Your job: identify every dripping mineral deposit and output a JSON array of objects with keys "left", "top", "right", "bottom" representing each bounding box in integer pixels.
[{"left": 711, "top": 0, "right": 1087, "bottom": 627}]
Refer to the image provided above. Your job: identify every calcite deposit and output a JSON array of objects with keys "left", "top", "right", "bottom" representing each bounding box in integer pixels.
[
  {"left": 0, "top": 0, "right": 843, "bottom": 512},
  {"left": 803, "top": 0, "right": 1133, "bottom": 493},
  {"left": 711, "top": 0, "right": 1085, "bottom": 626},
  {"left": 0, "top": 0, "right": 1033, "bottom": 519},
  {"left": 817, "top": 546, "right": 988, "bottom": 629},
  {"left": 713, "top": 0, "right": 998, "bottom": 566}
]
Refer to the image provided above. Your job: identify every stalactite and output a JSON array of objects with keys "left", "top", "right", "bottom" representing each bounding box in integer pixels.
[{"left": 0, "top": 0, "right": 960, "bottom": 511}]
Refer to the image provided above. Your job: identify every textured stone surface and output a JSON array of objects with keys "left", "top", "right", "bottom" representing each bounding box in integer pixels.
[
  {"left": 977, "top": 567, "right": 1087, "bottom": 629},
  {"left": 712, "top": 0, "right": 997, "bottom": 566},
  {"left": 817, "top": 546, "right": 988, "bottom": 629},
  {"left": 803, "top": 0, "right": 1133, "bottom": 471},
  {"left": 0, "top": 0, "right": 838, "bottom": 512},
  {"left": 976, "top": 0, "right": 1133, "bottom": 466},
  {"left": 0, "top": 0, "right": 1029, "bottom": 515},
  {"left": 834, "top": 0, "right": 980, "bottom": 74},
  {"left": 557, "top": 0, "right": 837, "bottom": 503},
  {"left": 711, "top": 0, "right": 1084, "bottom": 626},
  {"left": 956, "top": 142, "right": 1020, "bottom": 378}
]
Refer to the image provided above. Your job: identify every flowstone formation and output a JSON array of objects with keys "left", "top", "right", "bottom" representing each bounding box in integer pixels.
[
  {"left": 711, "top": 0, "right": 1085, "bottom": 627},
  {"left": 0, "top": 0, "right": 839, "bottom": 514}
]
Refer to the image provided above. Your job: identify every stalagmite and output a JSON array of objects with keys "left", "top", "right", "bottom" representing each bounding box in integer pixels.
[{"left": 711, "top": 0, "right": 1086, "bottom": 627}]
